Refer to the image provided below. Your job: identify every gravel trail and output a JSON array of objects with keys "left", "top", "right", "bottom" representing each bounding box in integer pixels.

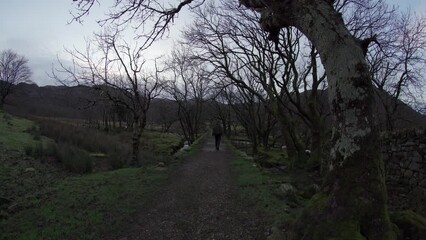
[{"left": 113, "top": 138, "right": 267, "bottom": 240}]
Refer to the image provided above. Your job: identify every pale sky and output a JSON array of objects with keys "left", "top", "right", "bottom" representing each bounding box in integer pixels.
[{"left": 0, "top": 0, "right": 425, "bottom": 86}]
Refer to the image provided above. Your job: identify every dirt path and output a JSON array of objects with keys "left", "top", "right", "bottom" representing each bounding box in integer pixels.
[{"left": 114, "top": 138, "right": 268, "bottom": 240}]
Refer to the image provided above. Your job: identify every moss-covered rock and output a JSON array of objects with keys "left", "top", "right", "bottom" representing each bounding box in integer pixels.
[
  {"left": 306, "top": 192, "right": 328, "bottom": 210},
  {"left": 289, "top": 189, "right": 397, "bottom": 240},
  {"left": 290, "top": 193, "right": 366, "bottom": 240},
  {"left": 391, "top": 210, "right": 426, "bottom": 240}
]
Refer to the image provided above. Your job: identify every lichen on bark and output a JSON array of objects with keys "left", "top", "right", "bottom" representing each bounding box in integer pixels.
[{"left": 239, "top": 0, "right": 396, "bottom": 239}]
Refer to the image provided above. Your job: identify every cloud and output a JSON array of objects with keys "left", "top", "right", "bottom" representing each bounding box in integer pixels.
[{"left": 28, "top": 56, "right": 57, "bottom": 86}]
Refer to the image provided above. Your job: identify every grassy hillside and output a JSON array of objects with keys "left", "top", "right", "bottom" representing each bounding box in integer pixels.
[
  {"left": 0, "top": 111, "right": 38, "bottom": 151},
  {"left": 1, "top": 167, "right": 169, "bottom": 240},
  {"left": 0, "top": 111, "right": 187, "bottom": 239}
]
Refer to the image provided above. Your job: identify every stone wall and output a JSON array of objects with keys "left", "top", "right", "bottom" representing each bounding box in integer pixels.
[{"left": 381, "top": 128, "right": 426, "bottom": 215}]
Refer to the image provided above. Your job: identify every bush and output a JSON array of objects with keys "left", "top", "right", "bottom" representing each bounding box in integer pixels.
[
  {"left": 33, "top": 142, "right": 43, "bottom": 158},
  {"left": 107, "top": 148, "right": 129, "bottom": 170},
  {"left": 24, "top": 145, "right": 33, "bottom": 156},
  {"left": 32, "top": 119, "right": 182, "bottom": 171},
  {"left": 43, "top": 141, "right": 58, "bottom": 158},
  {"left": 37, "top": 119, "right": 128, "bottom": 156},
  {"left": 25, "top": 125, "right": 41, "bottom": 140},
  {"left": 57, "top": 144, "right": 93, "bottom": 174},
  {"left": 138, "top": 150, "right": 167, "bottom": 165},
  {"left": 24, "top": 142, "right": 43, "bottom": 158}
]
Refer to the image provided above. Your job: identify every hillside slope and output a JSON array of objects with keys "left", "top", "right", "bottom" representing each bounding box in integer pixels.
[{"left": 4, "top": 83, "right": 426, "bottom": 129}]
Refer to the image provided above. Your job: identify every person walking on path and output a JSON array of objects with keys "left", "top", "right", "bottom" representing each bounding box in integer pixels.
[{"left": 212, "top": 122, "right": 223, "bottom": 150}]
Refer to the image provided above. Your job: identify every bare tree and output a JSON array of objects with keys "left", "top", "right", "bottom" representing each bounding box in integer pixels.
[
  {"left": 222, "top": 81, "right": 276, "bottom": 155},
  {"left": 52, "top": 29, "right": 163, "bottom": 165},
  {"left": 71, "top": 0, "right": 201, "bottom": 51},
  {"left": 239, "top": 0, "right": 394, "bottom": 238},
  {"left": 165, "top": 46, "right": 211, "bottom": 144},
  {"left": 209, "top": 85, "right": 233, "bottom": 137},
  {"left": 147, "top": 98, "right": 179, "bottom": 133},
  {"left": 335, "top": 0, "right": 426, "bottom": 131},
  {"left": 0, "top": 50, "right": 32, "bottom": 109},
  {"left": 70, "top": 0, "right": 401, "bottom": 238},
  {"left": 369, "top": 12, "right": 426, "bottom": 130},
  {"left": 184, "top": 2, "right": 330, "bottom": 167}
]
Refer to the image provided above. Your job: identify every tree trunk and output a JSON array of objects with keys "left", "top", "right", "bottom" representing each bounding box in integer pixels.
[
  {"left": 310, "top": 127, "right": 322, "bottom": 161},
  {"left": 241, "top": 0, "right": 395, "bottom": 238},
  {"left": 275, "top": 104, "right": 307, "bottom": 168},
  {"left": 280, "top": 125, "right": 298, "bottom": 166},
  {"left": 309, "top": 117, "right": 326, "bottom": 173},
  {"left": 131, "top": 115, "right": 142, "bottom": 166},
  {"left": 292, "top": 2, "right": 394, "bottom": 239},
  {"left": 131, "top": 129, "right": 140, "bottom": 166},
  {"left": 262, "top": 133, "right": 269, "bottom": 150}
]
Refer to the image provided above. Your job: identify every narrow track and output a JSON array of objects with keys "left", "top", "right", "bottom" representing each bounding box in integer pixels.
[{"left": 113, "top": 138, "right": 267, "bottom": 240}]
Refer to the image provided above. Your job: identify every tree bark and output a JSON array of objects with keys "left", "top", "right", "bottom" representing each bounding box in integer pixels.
[
  {"left": 240, "top": 0, "right": 395, "bottom": 238},
  {"left": 131, "top": 115, "right": 142, "bottom": 166}
]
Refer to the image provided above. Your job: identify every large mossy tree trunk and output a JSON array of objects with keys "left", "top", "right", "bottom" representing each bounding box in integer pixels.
[{"left": 240, "top": 0, "right": 395, "bottom": 239}]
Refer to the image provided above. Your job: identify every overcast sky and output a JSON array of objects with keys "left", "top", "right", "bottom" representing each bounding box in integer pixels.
[{"left": 0, "top": 0, "right": 425, "bottom": 86}]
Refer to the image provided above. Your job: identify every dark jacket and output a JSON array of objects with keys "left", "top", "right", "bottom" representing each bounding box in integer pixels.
[{"left": 212, "top": 124, "right": 223, "bottom": 136}]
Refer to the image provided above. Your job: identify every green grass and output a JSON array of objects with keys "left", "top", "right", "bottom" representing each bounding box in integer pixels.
[
  {"left": 1, "top": 166, "right": 169, "bottom": 240},
  {"left": 141, "top": 131, "right": 183, "bottom": 156},
  {"left": 0, "top": 111, "right": 38, "bottom": 151},
  {"left": 257, "top": 148, "right": 288, "bottom": 165},
  {"left": 231, "top": 156, "right": 293, "bottom": 217},
  {"left": 0, "top": 112, "right": 184, "bottom": 239},
  {"left": 228, "top": 141, "right": 314, "bottom": 238},
  {"left": 32, "top": 118, "right": 184, "bottom": 168},
  {"left": 174, "top": 132, "right": 208, "bottom": 159}
]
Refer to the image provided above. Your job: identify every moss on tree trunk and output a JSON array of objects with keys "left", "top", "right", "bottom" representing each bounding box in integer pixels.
[{"left": 240, "top": 0, "right": 396, "bottom": 238}]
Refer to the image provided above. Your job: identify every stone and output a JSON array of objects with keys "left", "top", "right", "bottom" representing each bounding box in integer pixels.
[
  {"left": 409, "top": 161, "right": 420, "bottom": 171},
  {"left": 24, "top": 167, "right": 36, "bottom": 173},
  {"left": 279, "top": 183, "right": 295, "bottom": 195},
  {"left": 7, "top": 203, "right": 18, "bottom": 214},
  {"left": 404, "top": 141, "right": 416, "bottom": 147},
  {"left": 0, "top": 197, "right": 11, "bottom": 206},
  {"left": 302, "top": 184, "right": 320, "bottom": 198},
  {"left": 403, "top": 169, "right": 414, "bottom": 178},
  {"left": 310, "top": 184, "right": 320, "bottom": 193},
  {"left": 154, "top": 167, "right": 168, "bottom": 171},
  {"left": 157, "top": 162, "right": 165, "bottom": 167}
]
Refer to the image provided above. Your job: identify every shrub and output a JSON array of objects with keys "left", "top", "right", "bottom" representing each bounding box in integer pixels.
[
  {"left": 24, "top": 142, "right": 43, "bottom": 158},
  {"left": 24, "top": 145, "right": 33, "bottom": 156},
  {"left": 33, "top": 142, "right": 43, "bottom": 158},
  {"left": 33, "top": 119, "right": 182, "bottom": 171},
  {"left": 107, "top": 148, "right": 129, "bottom": 170},
  {"left": 25, "top": 125, "right": 41, "bottom": 140},
  {"left": 138, "top": 150, "right": 168, "bottom": 165},
  {"left": 57, "top": 143, "right": 93, "bottom": 174},
  {"left": 43, "top": 141, "right": 58, "bottom": 158}
]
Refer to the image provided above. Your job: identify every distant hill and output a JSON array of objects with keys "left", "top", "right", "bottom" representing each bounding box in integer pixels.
[
  {"left": 4, "top": 83, "right": 426, "bottom": 130},
  {"left": 305, "top": 89, "right": 426, "bottom": 130},
  {"left": 5, "top": 83, "right": 100, "bottom": 119}
]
